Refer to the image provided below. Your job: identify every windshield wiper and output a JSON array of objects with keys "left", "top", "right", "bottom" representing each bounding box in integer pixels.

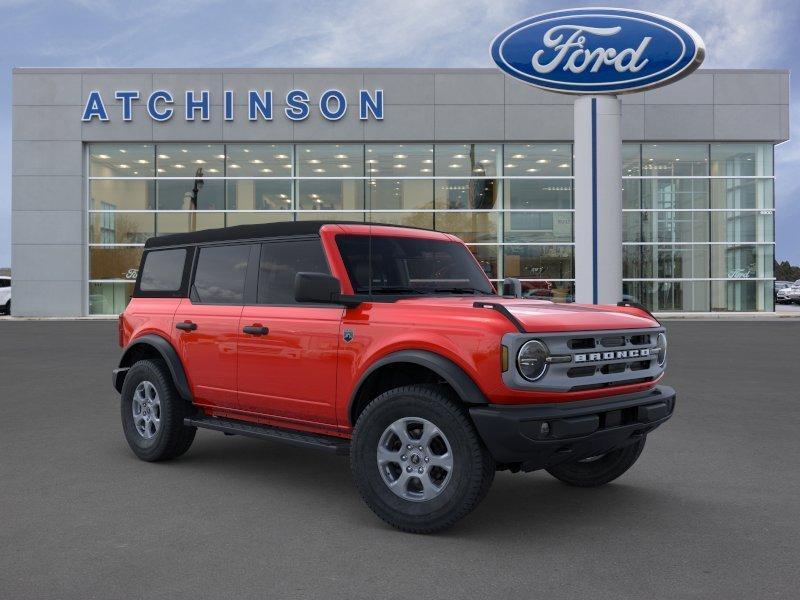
[{"left": 432, "top": 287, "right": 493, "bottom": 295}]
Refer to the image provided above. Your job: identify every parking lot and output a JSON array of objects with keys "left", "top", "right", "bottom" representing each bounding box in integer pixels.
[{"left": 1, "top": 320, "right": 798, "bottom": 599}]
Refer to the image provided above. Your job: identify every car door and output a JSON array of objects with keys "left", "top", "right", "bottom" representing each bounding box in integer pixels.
[
  {"left": 173, "top": 243, "right": 256, "bottom": 410},
  {"left": 237, "top": 237, "right": 343, "bottom": 428}
]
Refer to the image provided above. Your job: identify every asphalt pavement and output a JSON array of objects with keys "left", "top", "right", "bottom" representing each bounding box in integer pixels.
[{"left": 1, "top": 320, "right": 798, "bottom": 599}]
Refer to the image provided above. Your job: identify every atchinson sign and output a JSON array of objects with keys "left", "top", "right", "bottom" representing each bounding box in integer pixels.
[
  {"left": 491, "top": 7, "right": 704, "bottom": 94},
  {"left": 81, "top": 89, "right": 384, "bottom": 122}
]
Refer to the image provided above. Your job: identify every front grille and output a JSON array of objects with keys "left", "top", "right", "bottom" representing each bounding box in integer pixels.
[{"left": 502, "top": 327, "right": 666, "bottom": 393}]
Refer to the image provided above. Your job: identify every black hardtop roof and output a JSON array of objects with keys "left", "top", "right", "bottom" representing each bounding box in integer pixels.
[{"left": 143, "top": 220, "right": 430, "bottom": 249}]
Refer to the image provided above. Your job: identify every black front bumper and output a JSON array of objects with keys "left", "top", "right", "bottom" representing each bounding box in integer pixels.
[{"left": 469, "top": 385, "right": 676, "bottom": 472}]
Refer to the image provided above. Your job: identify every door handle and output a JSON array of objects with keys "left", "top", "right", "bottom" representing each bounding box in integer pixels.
[
  {"left": 242, "top": 325, "right": 269, "bottom": 336},
  {"left": 176, "top": 321, "right": 198, "bottom": 332}
]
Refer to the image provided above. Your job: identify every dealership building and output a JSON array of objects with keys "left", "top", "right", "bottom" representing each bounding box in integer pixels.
[{"left": 10, "top": 67, "right": 789, "bottom": 316}]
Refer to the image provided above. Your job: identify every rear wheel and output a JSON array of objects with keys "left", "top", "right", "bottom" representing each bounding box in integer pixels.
[
  {"left": 351, "top": 385, "right": 494, "bottom": 534},
  {"left": 3, "top": 300, "right": 9, "bottom": 315},
  {"left": 120, "top": 359, "right": 196, "bottom": 462},
  {"left": 545, "top": 437, "right": 646, "bottom": 487}
]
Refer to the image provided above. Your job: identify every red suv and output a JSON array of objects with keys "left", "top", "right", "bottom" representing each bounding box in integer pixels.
[{"left": 114, "top": 222, "right": 674, "bottom": 533}]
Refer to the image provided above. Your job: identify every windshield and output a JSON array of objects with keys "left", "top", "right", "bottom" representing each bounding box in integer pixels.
[{"left": 336, "top": 235, "right": 495, "bottom": 296}]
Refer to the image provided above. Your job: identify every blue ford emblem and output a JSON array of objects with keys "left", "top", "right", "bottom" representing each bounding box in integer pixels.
[{"left": 491, "top": 8, "right": 704, "bottom": 94}]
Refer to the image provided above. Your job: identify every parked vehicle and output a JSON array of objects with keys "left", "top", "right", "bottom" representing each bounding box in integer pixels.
[
  {"left": 775, "top": 281, "right": 792, "bottom": 304},
  {"left": 0, "top": 276, "right": 10, "bottom": 314},
  {"left": 113, "top": 222, "right": 675, "bottom": 533},
  {"left": 782, "top": 280, "right": 800, "bottom": 304}
]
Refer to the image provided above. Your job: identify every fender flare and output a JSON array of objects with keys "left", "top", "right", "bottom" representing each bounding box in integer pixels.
[
  {"left": 348, "top": 349, "right": 488, "bottom": 423},
  {"left": 115, "top": 334, "right": 193, "bottom": 401}
]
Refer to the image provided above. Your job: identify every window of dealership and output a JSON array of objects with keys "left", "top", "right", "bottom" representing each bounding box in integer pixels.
[{"left": 87, "top": 141, "right": 774, "bottom": 315}]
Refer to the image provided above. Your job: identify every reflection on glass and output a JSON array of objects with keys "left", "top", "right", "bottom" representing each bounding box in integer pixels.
[
  {"left": 623, "top": 244, "right": 710, "bottom": 279},
  {"left": 227, "top": 180, "right": 292, "bottom": 210},
  {"left": 467, "top": 245, "right": 498, "bottom": 280},
  {"left": 367, "top": 178, "right": 433, "bottom": 210},
  {"left": 711, "top": 210, "right": 774, "bottom": 244},
  {"left": 710, "top": 244, "right": 773, "bottom": 279},
  {"left": 505, "top": 179, "right": 572, "bottom": 210},
  {"left": 435, "top": 212, "right": 498, "bottom": 243},
  {"left": 623, "top": 281, "right": 711, "bottom": 312},
  {"left": 710, "top": 179, "right": 773, "bottom": 210},
  {"left": 157, "top": 179, "right": 224, "bottom": 211},
  {"left": 89, "top": 282, "right": 135, "bottom": 315},
  {"left": 225, "top": 144, "right": 293, "bottom": 177},
  {"left": 434, "top": 179, "right": 498, "bottom": 210},
  {"left": 225, "top": 212, "right": 293, "bottom": 227},
  {"left": 90, "top": 180, "right": 155, "bottom": 211},
  {"left": 641, "top": 143, "right": 708, "bottom": 176},
  {"left": 710, "top": 143, "right": 773, "bottom": 177},
  {"left": 297, "top": 144, "right": 364, "bottom": 177},
  {"left": 156, "top": 144, "right": 225, "bottom": 177},
  {"left": 622, "top": 179, "right": 640, "bottom": 210},
  {"left": 638, "top": 210, "right": 709, "bottom": 243},
  {"left": 90, "top": 144, "right": 154, "bottom": 177},
  {"left": 503, "top": 245, "right": 574, "bottom": 279},
  {"left": 641, "top": 178, "right": 708, "bottom": 210},
  {"left": 435, "top": 144, "right": 502, "bottom": 178},
  {"left": 622, "top": 144, "right": 641, "bottom": 177},
  {"left": 503, "top": 144, "right": 572, "bottom": 177},
  {"left": 366, "top": 144, "right": 433, "bottom": 177},
  {"left": 711, "top": 280, "right": 773, "bottom": 311},
  {"left": 155, "top": 211, "right": 225, "bottom": 235},
  {"left": 89, "top": 247, "right": 144, "bottom": 280},
  {"left": 90, "top": 212, "right": 154, "bottom": 244},
  {"left": 367, "top": 211, "right": 434, "bottom": 230},
  {"left": 297, "top": 179, "right": 364, "bottom": 211},
  {"left": 504, "top": 211, "right": 572, "bottom": 243}
]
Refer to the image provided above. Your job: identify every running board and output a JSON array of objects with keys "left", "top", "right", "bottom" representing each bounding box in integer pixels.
[{"left": 184, "top": 415, "right": 350, "bottom": 455}]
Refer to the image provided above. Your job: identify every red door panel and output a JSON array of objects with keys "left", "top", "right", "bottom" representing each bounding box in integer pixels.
[
  {"left": 237, "top": 306, "right": 342, "bottom": 427},
  {"left": 173, "top": 298, "right": 242, "bottom": 409}
]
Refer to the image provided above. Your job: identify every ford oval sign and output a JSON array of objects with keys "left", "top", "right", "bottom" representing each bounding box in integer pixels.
[{"left": 491, "top": 8, "right": 705, "bottom": 94}]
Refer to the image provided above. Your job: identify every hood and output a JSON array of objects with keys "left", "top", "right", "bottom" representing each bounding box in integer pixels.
[{"left": 394, "top": 296, "right": 658, "bottom": 332}]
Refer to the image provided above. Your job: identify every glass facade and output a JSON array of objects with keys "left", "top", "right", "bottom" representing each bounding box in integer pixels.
[
  {"left": 623, "top": 142, "right": 774, "bottom": 312},
  {"left": 88, "top": 142, "right": 774, "bottom": 314}
]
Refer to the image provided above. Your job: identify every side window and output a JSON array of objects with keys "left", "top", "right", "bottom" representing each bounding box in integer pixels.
[
  {"left": 193, "top": 245, "right": 251, "bottom": 304},
  {"left": 139, "top": 249, "right": 186, "bottom": 292},
  {"left": 258, "top": 239, "right": 330, "bottom": 304}
]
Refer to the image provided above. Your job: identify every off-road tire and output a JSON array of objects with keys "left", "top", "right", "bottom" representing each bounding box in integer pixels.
[
  {"left": 545, "top": 437, "right": 646, "bottom": 487},
  {"left": 120, "top": 359, "right": 196, "bottom": 462},
  {"left": 351, "top": 384, "right": 494, "bottom": 534},
  {"left": 3, "top": 300, "right": 9, "bottom": 315}
]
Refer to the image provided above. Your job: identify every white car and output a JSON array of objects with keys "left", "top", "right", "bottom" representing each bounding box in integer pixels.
[
  {"left": 0, "top": 276, "right": 10, "bottom": 314},
  {"left": 780, "top": 280, "right": 800, "bottom": 304}
]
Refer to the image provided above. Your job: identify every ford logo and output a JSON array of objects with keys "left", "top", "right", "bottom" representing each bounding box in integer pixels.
[{"left": 491, "top": 8, "right": 704, "bottom": 94}]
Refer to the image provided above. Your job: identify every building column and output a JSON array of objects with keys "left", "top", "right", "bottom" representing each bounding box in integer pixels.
[{"left": 573, "top": 95, "right": 623, "bottom": 305}]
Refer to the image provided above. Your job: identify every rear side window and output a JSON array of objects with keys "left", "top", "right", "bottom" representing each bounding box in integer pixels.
[
  {"left": 258, "top": 239, "right": 330, "bottom": 304},
  {"left": 0, "top": 279, "right": 9, "bottom": 288},
  {"left": 139, "top": 249, "right": 187, "bottom": 292},
  {"left": 193, "top": 245, "right": 251, "bottom": 304}
]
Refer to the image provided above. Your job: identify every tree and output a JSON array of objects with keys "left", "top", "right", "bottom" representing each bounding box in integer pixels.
[{"left": 774, "top": 259, "right": 800, "bottom": 282}]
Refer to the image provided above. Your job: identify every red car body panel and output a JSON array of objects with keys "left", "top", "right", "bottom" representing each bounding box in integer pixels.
[{"left": 121, "top": 223, "right": 662, "bottom": 439}]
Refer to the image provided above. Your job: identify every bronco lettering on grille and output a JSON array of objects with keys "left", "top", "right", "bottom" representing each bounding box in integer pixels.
[{"left": 574, "top": 348, "right": 651, "bottom": 363}]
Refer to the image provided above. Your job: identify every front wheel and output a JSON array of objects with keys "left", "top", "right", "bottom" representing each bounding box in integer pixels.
[
  {"left": 350, "top": 385, "right": 494, "bottom": 534},
  {"left": 545, "top": 437, "right": 646, "bottom": 487}
]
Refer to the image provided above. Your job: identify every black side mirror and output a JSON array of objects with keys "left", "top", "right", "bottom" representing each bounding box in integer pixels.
[
  {"left": 295, "top": 272, "right": 341, "bottom": 303},
  {"left": 503, "top": 277, "right": 523, "bottom": 298}
]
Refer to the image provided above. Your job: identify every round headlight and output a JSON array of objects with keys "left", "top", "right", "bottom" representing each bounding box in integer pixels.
[
  {"left": 517, "top": 340, "right": 549, "bottom": 381},
  {"left": 656, "top": 332, "right": 667, "bottom": 367}
]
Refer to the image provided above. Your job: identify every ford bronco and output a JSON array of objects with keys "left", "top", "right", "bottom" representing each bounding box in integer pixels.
[{"left": 114, "top": 221, "right": 674, "bottom": 533}]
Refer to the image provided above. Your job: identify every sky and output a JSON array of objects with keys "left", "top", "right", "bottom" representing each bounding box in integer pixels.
[{"left": 1, "top": 0, "right": 799, "bottom": 268}]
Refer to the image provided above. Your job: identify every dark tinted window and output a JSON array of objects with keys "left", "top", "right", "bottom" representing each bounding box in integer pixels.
[
  {"left": 336, "top": 235, "right": 494, "bottom": 296},
  {"left": 193, "top": 245, "right": 250, "bottom": 304},
  {"left": 0, "top": 279, "right": 9, "bottom": 288},
  {"left": 258, "top": 239, "right": 330, "bottom": 304},
  {"left": 139, "top": 249, "right": 186, "bottom": 292}
]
